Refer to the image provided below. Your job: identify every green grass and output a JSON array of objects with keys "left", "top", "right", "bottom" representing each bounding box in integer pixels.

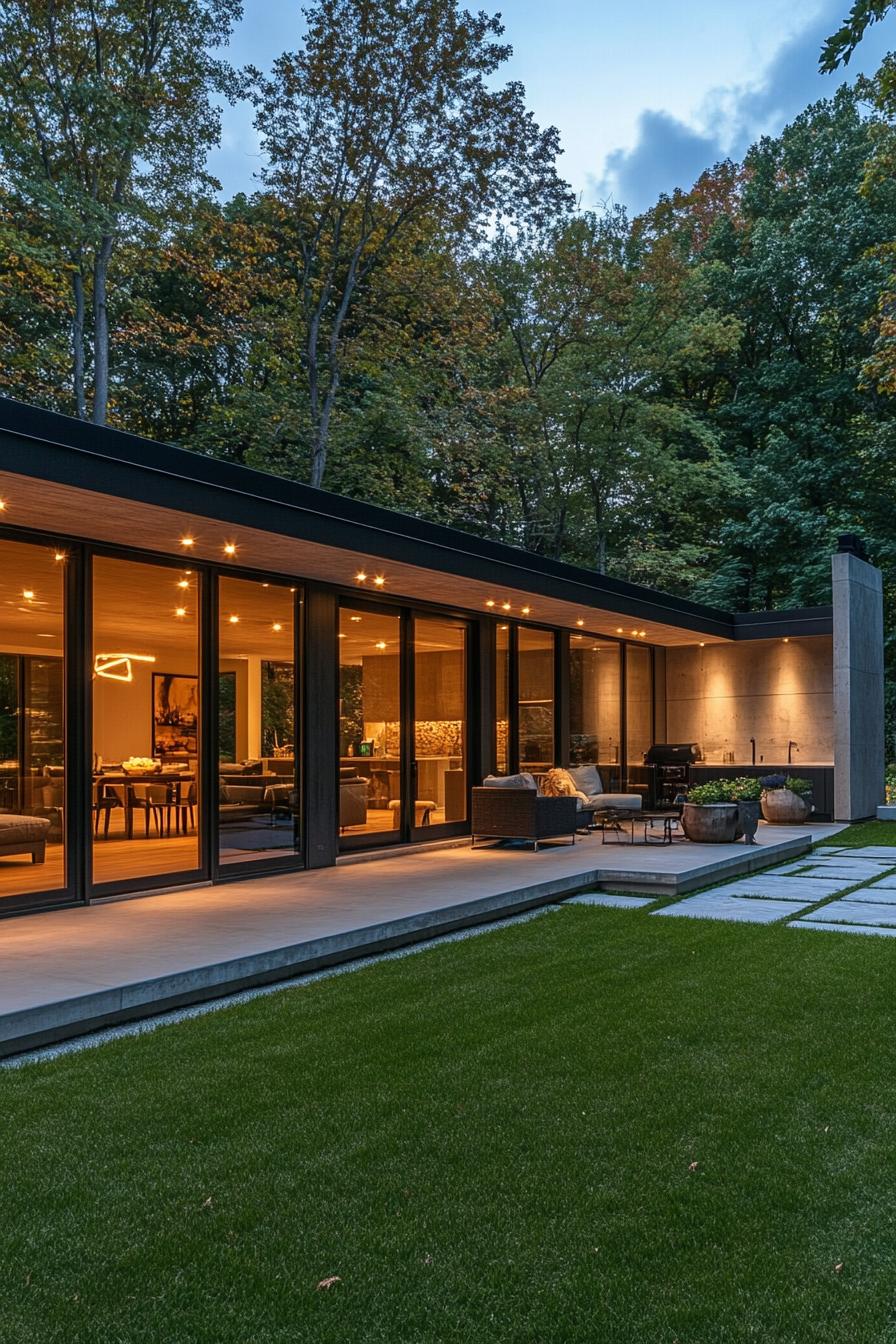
[
  {"left": 821, "top": 819, "right": 896, "bottom": 848},
  {"left": 4, "top": 905, "right": 896, "bottom": 1343}
]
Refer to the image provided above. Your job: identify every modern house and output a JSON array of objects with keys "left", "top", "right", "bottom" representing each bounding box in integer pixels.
[{"left": 0, "top": 397, "right": 884, "bottom": 918}]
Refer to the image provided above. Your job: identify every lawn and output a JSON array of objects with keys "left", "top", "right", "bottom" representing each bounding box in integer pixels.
[{"left": 3, "top": 878, "right": 896, "bottom": 1341}]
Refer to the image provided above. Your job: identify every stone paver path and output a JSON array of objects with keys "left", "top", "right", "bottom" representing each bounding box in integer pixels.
[{"left": 570, "top": 842, "right": 896, "bottom": 934}]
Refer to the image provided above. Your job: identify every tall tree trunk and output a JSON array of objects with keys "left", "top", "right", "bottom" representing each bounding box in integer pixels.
[
  {"left": 71, "top": 262, "right": 86, "bottom": 420},
  {"left": 92, "top": 236, "right": 113, "bottom": 425}
]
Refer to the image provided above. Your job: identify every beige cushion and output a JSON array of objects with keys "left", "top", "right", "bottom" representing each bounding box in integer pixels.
[{"left": 567, "top": 764, "right": 604, "bottom": 796}]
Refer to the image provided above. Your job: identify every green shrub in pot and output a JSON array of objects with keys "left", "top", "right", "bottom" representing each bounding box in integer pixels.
[{"left": 688, "top": 780, "right": 732, "bottom": 805}]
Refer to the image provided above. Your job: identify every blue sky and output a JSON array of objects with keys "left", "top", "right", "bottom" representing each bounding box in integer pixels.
[{"left": 210, "top": 0, "right": 896, "bottom": 213}]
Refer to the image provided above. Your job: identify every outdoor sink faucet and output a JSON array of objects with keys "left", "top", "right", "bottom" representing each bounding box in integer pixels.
[
  {"left": 787, "top": 740, "right": 797, "bottom": 765},
  {"left": 750, "top": 737, "right": 756, "bottom": 766}
]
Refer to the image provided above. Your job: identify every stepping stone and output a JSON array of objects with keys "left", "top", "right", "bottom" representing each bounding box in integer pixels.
[
  {"left": 567, "top": 893, "right": 654, "bottom": 909},
  {"left": 866, "top": 875, "right": 896, "bottom": 891},
  {"left": 824, "top": 847, "right": 896, "bottom": 860},
  {"left": 847, "top": 885, "right": 896, "bottom": 904},
  {"left": 655, "top": 895, "right": 809, "bottom": 924},
  {"left": 774, "top": 860, "right": 891, "bottom": 881},
  {"left": 707, "top": 875, "right": 849, "bottom": 900},
  {"left": 797, "top": 899, "right": 896, "bottom": 927},
  {"left": 792, "top": 919, "right": 896, "bottom": 938}
]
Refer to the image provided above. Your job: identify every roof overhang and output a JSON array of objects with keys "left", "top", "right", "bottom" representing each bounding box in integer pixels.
[{"left": 0, "top": 398, "right": 833, "bottom": 648}]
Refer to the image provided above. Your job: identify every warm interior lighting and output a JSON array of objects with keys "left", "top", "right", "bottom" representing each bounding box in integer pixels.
[
  {"left": 54, "top": 551, "right": 66, "bottom": 562},
  {"left": 501, "top": 602, "right": 511, "bottom": 611},
  {"left": 373, "top": 575, "right": 386, "bottom": 587},
  {"left": 338, "top": 632, "right": 346, "bottom": 639},
  {"left": 617, "top": 627, "right": 623, "bottom": 633},
  {"left": 175, "top": 606, "right": 187, "bottom": 618},
  {"left": 180, "top": 536, "right": 195, "bottom": 548},
  {"left": 94, "top": 652, "right": 156, "bottom": 683},
  {"left": 350, "top": 614, "right": 362, "bottom": 622},
  {"left": 355, "top": 570, "right": 368, "bottom": 582},
  {"left": 375, "top": 640, "right": 387, "bottom": 650},
  {"left": 699, "top": 642, "right": 705, "bottom": 648},
  {"left": 223, "top": 542, "right": 237, "bottom": 557},
  {"left": 228, "top": 614, "right": 240, "bottom": 624},
  {"left": 22, "top": 589, "right": 34, "bottom": 601},
  {"left": 783, "top": 637, "right": 790, "bottom": 643},
  {"left": 485, "top": 599, "right": 496, "bottom": 608},
  {"left": 639, "top": 630, "right": 646, "bottom": 638},
  {"left": 521, "top": 606, "right": 531, "bottom": 615},
  {"left": 0, "top": 499, "right": 6, "bottom": 511},
  {"left": 176, "top": 578, "right": 189, "bottom": 590},
  {"left": 576, "top": 619, "right": 585, "bottom": 627},
  {"left": 272, "top": 622, "right": 283, "bottom": 632}
]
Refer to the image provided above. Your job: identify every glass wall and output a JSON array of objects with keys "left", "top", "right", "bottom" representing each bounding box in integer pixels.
[
  {"left": 92, "top": 555, "right": 201, "bottom": 888},
  {"left": 338, "top": 606, "right": 402, "bottom": 841},
  {"left": 625, "top": 643, "right": 654, "bottom": 774},
  {"left": 569, "top": 636, "right": 623, "bottom": 788},
  {"left": 517, "top": 626, "right": 555, "bottom": 772},
  {"left": 0, "top": 538, "right": 66, "bottom": 904},
  {"left": 218, "top": 576, "right": 299, "bottom": 866},
  {"left": 413, "top": 616, "right": 467, "bottom": 826},
  {"left": 495, "top": 624, "right": 510, "bottom": 775}
]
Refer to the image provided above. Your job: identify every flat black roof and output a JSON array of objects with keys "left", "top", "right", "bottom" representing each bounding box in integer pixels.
[{"left": 0, "top": 396, "right": 833, "bottom": 640}]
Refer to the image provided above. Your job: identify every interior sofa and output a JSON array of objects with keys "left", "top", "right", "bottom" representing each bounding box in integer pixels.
[
  {"left": 0, "top": 813, "right": 50, "bottom": 863},
  {"left": 471, "top": 773, "right": 578, "bottom": 850},
  {"left": 339, "top": 770, "right": 368, "bottom": 831}
]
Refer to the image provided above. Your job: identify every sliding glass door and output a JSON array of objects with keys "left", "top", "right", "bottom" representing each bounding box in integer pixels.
[
  {"left": 337, "top": 603, "right": 471, "bottom": 850},
  {"left": 217, "top": 575, "right": 301, "bottom": 869},
  {"left": 412, "top": 615, "right": 468, "bottom": 835}
]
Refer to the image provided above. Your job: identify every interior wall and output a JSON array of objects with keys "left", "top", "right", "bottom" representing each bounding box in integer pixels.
[
  {"left": 664, "top": 635, "right": 834, "bottom": 766},
  {"left": 93, "top": 638, "right": 198, "bottom": 764}
]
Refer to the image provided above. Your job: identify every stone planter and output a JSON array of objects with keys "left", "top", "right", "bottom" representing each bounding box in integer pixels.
[
  {"left": 760, "top": 788, "right": 811, "bottom": 824},
  {"left": 680, "top": 802, "right": 739, "bottom": 843},
  {"left": 736, "top": 800, "right": 761, "bottom": 845}
]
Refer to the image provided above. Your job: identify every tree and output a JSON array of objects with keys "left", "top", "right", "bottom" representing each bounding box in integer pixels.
[
  {"left": 821, "top": 1, "right": 895, "bottom": 70},
  {"left": 0, "top": 0, "right": 241, "bottom": 423},
  {"left": 249, "top": 0, "right": 571, "bottom": 488}
]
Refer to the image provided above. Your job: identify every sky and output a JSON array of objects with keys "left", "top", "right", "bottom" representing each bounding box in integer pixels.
[{"left": 210, "top": 0, "right": 896, "bottom": 214}]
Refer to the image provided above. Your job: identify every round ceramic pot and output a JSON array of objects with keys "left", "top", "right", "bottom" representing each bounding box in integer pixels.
[
  {"left": 736, "top": 800, "right": 761, "bottom": 844},
  {"left": 680, "top": 802, "right": 740, "bottom": 843},
  {"left": 760, "top": 788, "right": 811, "bottom": 824}
]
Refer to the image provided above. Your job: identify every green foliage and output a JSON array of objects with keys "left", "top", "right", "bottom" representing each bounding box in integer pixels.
[
  {"left": 820, "top": 1, "right": 894, "bottom": 70},
  {"left": 687, "top": 780, "right": 733, "bottom": 804},
  {"left": 785, "top": 776, "right": 814, "bottom": 797}
]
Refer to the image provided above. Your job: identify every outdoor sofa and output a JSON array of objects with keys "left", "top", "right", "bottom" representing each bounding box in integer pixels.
[{"left": 471, "top": 773, "right": 578, "bottom": 850}]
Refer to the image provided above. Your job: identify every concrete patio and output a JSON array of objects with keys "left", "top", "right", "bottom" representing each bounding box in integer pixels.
[{"left": 0, "top": 820, "right": 843, "bottom": 1057}]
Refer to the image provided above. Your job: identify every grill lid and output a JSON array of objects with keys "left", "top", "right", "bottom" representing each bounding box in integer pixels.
[{"left": 645, "top": 743, "right": 700, "bottom": 765}]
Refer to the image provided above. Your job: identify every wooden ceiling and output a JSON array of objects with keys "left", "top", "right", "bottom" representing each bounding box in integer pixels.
[{"left": 0, "top": 469, "right": 731, "bottom": 647}]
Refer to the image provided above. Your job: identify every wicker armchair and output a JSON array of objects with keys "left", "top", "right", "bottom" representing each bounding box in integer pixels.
[{"left": 471, "top": 787, "right": 578, "bottom": 850}]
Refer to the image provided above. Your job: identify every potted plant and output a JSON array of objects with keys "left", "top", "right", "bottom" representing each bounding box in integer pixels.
[
  {"left": 729, "top": 776, "right": 762, "bottom": 844},
  {"left": 759, "top": 774, "right": 813, "bottom": 824},
  {"left": 681, "top": 780, "right": 740, "bottom": 843}
]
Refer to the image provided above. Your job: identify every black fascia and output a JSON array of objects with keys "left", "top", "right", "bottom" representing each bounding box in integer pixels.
[
  {"left": 0, "top": 396, "right": 776, "bottom": 642},
  {"left": 733, "top": 607, "right": 834, "bottom": 639}
]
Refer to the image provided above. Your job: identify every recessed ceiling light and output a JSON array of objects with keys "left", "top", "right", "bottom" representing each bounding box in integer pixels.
[
  {"left": 783, "top": 637, "right": 790, "bottom": 643},
  {"left": 180, "top": 536, "right": 195, "bottom": 548},
  {"left": 617, "top": 627, "right": 623, "bottom": 634},
  {"left": 224, "top": 542, "right": 237, "bottom": 556},
  {"left": 338, "top": 632, "right": 346, "bottom": 639},
  {"left": 22, "top": 589, "right": 34, "bottom": 600},
  {"left": 350, "top": 615, "right": 362, "bottom": 622},
  {"left": 699, "top": 642, "right": 705, "bottom": 648},
  {"left": 0, "top": 499, "right": 7, "bottom": 511},
  {"left": 501, "top": 602, "right": 511, "bottom": 611},
  {"left": 375, "top": 640, "right": 387, "bottom": 650},
  {"left": 576, "top": 619, "right": 584, "bottom": 627},
  {"left": 521, "top": 606, "right": 531, "bottom": 615},
  {"left": 373, "top": 575, "right": 386, "bottom": 587},
  {"left": 36, "top": 633, "right": 55, "bottom": 639},
  {"left": 355, "top": 570, "right": 367, "bottom": 582},
  {"left": 639, "top": 630, "right": 646, "bottom": 638},
  {"left": 486, "top": 600, "right": 496, "bottom": 608},
  {"left": 228, "top": 614, "right": 239, "bottom": 624},
  {"left": 272, "top": 622, "right": 283, "bottom": 632},
  {"left": 176, "top": 579, "right": 189, "bottom": 590},
  {"left": 175, "top": 607, "right": 187, "bottom": 618},
  {"left": 54, "top": 551, "right": 66, "bottom": 563}
]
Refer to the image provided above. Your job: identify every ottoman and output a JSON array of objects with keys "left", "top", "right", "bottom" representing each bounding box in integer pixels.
[
  {"left": 0, "top": 814, "right": 51, "bottom": 863},
  {"left": 388, "top": 800, "right": 437, "bottom": 828}
]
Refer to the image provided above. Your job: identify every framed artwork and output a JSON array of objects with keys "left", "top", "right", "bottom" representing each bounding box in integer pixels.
[{"left": 152, "top": 673, "right": 199, "bottom": 758}]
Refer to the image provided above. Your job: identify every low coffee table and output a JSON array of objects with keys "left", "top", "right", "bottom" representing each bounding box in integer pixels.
[{"left": 598, "top": 808, "right": 681, "bottom": 845}]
